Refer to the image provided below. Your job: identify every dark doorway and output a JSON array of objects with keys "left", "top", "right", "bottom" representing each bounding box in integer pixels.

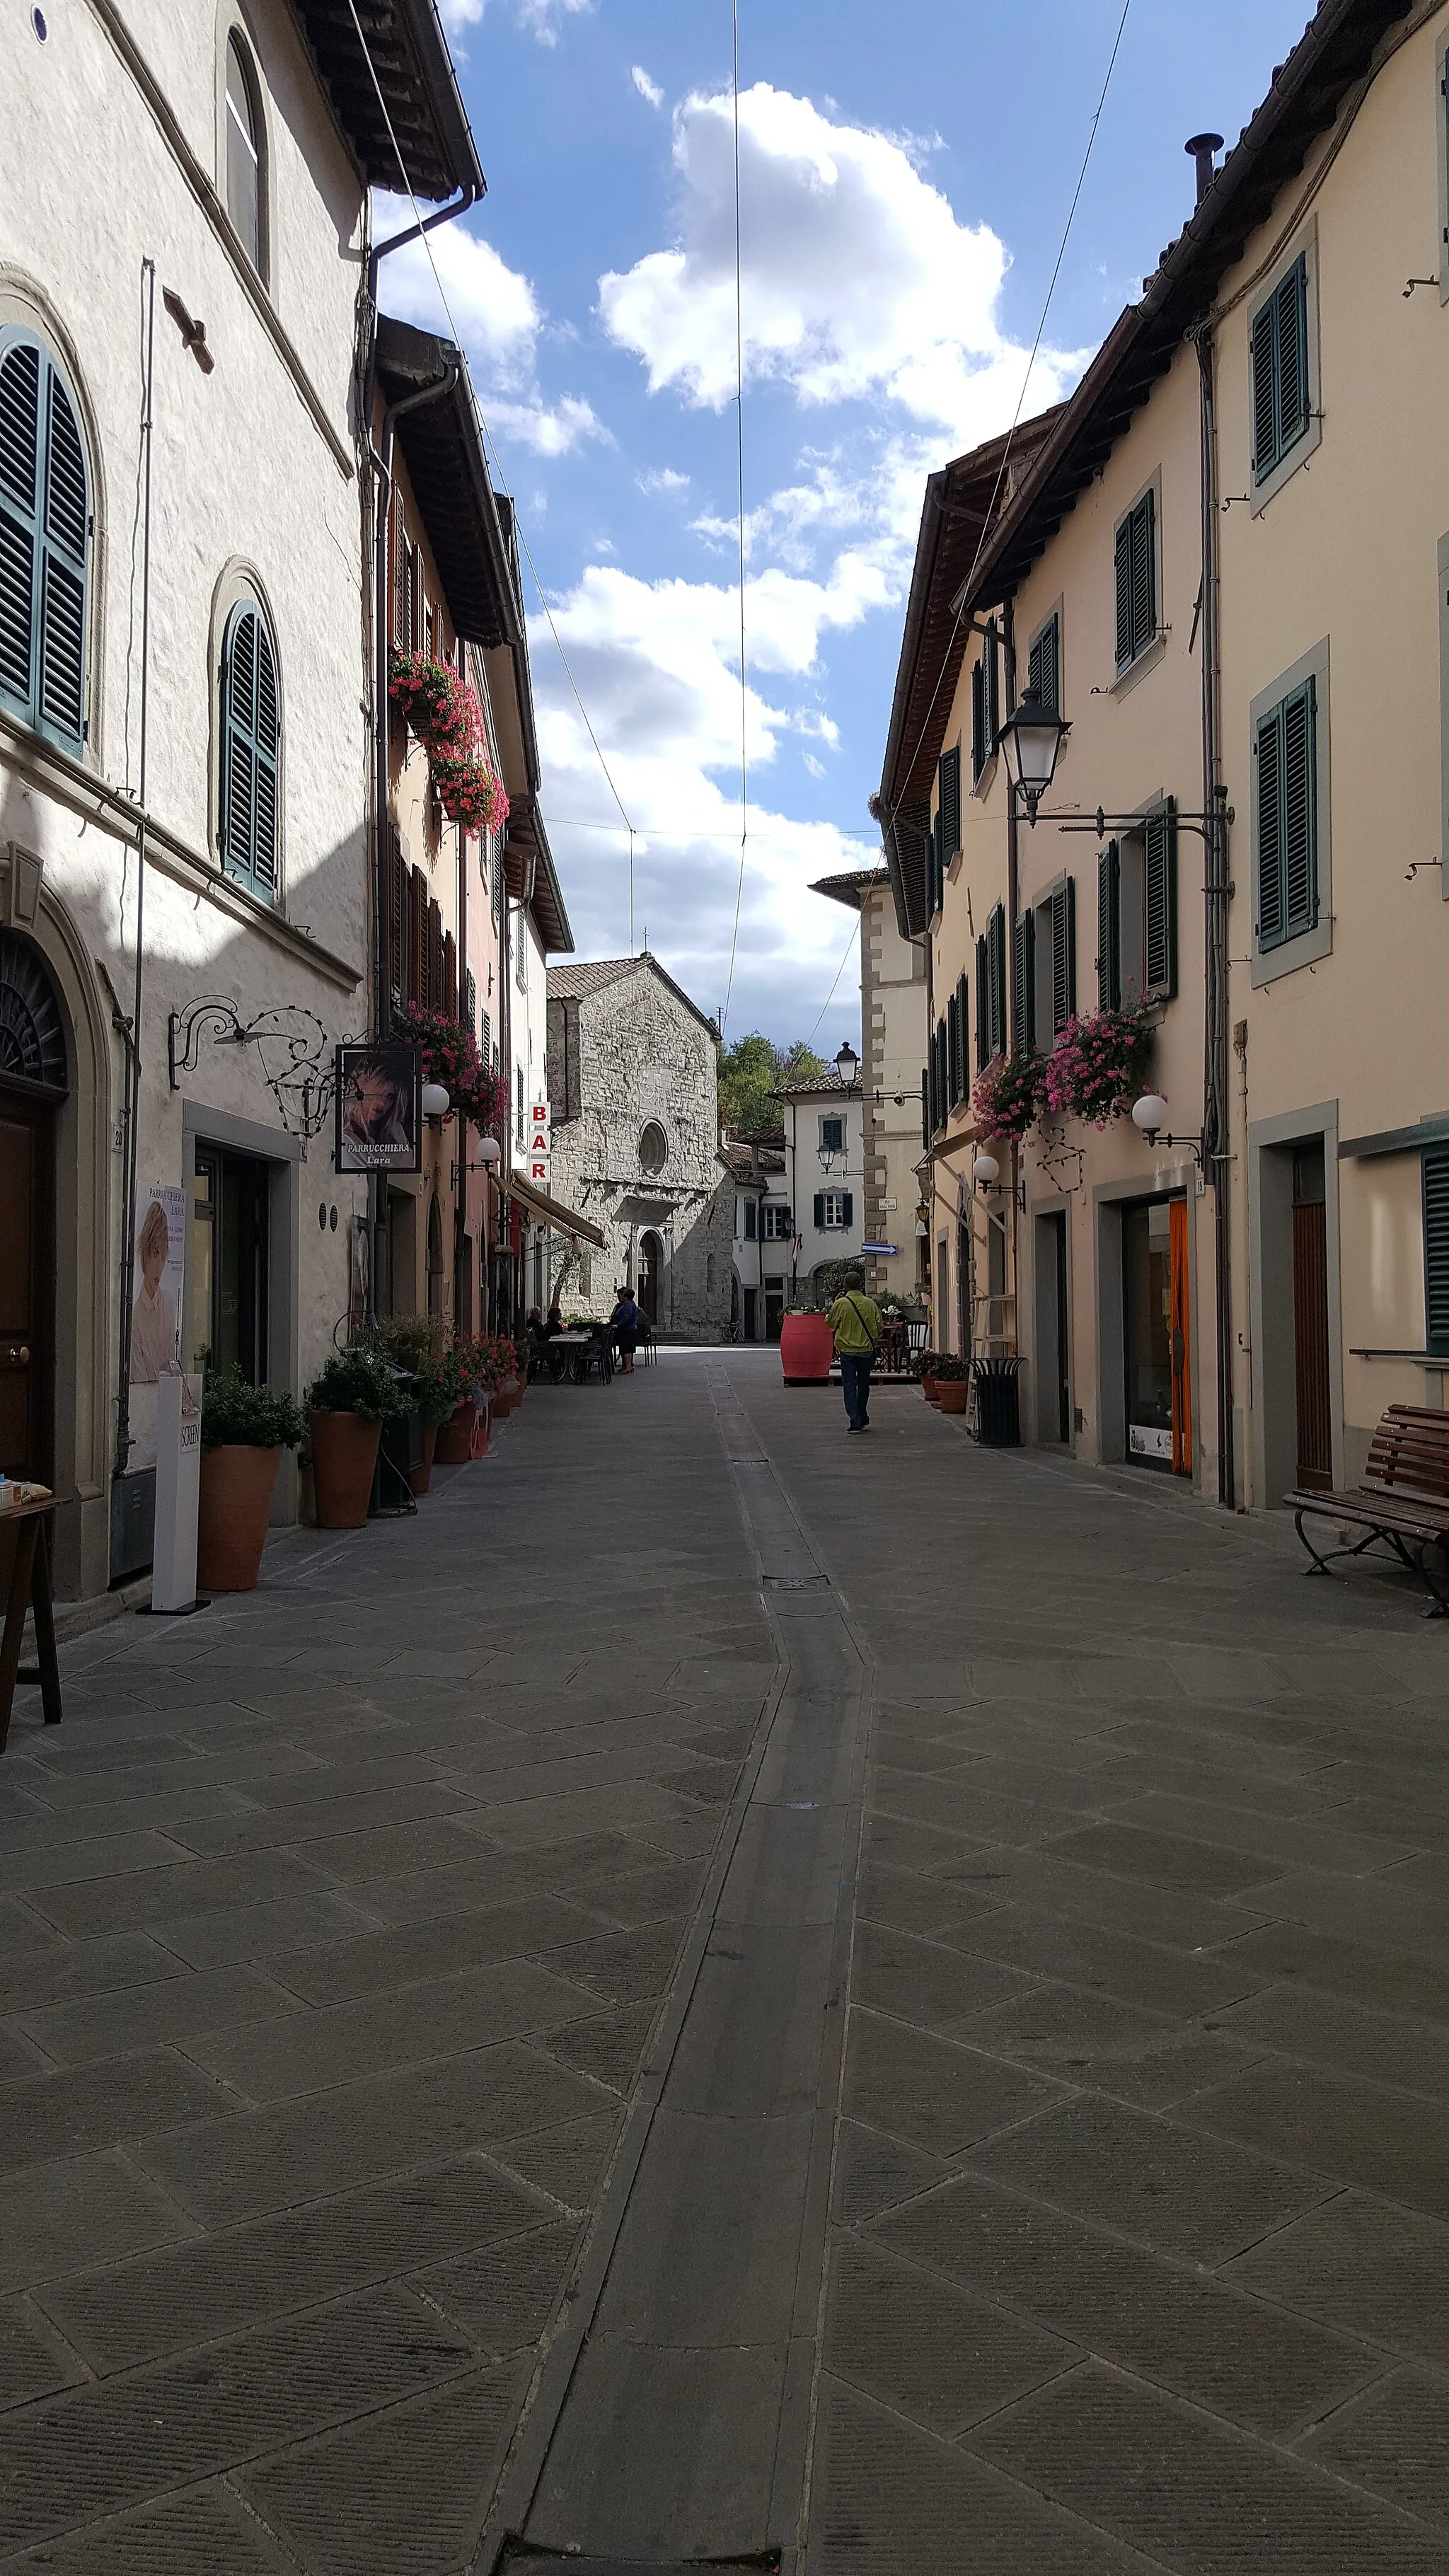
[
  {"left": 764, "top": 1282, "right": 784, "bottom": 1341},
  {"left": 640, "top": 1230, "right": 662, "bottom": 1325},
  {"left": 193, "top": 1148, "right": 270, "bottom": 1382},
  {"left": 1035, "top": 1208, "right": 1070, "bottom": 1444},
  {"left": 1292, "top": 1140, "right": 1332, "bottom": 1491},
  {"left": 1123, "top": 1198, "right": 1174, "bottom": 1469},
  {"left": 0, "top": 1090, "right": 55, "bottom": 1481}
]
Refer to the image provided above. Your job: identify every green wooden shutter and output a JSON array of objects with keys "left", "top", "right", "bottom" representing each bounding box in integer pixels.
[
  {"left": 1250, "top": 298, "right": 1277, "bottom": 481},
  {"left": 1114, "top": 514, "right": 1133, "bottom": 671},
  {"left": 1274, "top": 258, "right": 1309, "bottom": 461},
  {"left": 1028, "top": 614, "right": 1059, "bottom": 716},
  {"left": 813, "top": 1191, "right": 826, "bottom": 1230},
  {"left": 0, "top": 335, "right": 89, "bottom": 753},
  {"left": 1144, "top": 799, "right": 1177, "bottom": 1000},
  {"left": 1097, "top": 840, "right": 1121, "bottom": 1009},
  {"left": 841, "top": 1191, "right": 853, "bottom": 1229},
  {"left": 464, "top": 966, "right": 477, "bottom": 1033},
  {"left": 975, "top": 935, "right": 989, "bottom": 1070},
  {"left": 1012, "top": 908, "right": 1034, "bottom": 1051},
  {"left": 946, "top": 989, "right": 959, "bottom": 1107},
  {"left": 1425, "top": 1145, "right": 1449, "bottom": 1356},
  {"left": 1256, "top": 707, "right": 1284, "bottom": 948},
  {"left": 220, "top": 603, "right": 279, "bottom": 899},
  {"left": 939, "top": 745, "right": 961, "bottom": 861},
  {"left": 971, "top": 657, "right": 986, "bottom": 781},
  {"left": 1131, "top": 492, "right": 1155, "bottom": 662},
  {"left": 1052, "top": 877, "right": 1077, "bottom": 1034},
  {"left": 921, "top": 1069, "right": 930, "bottom": 1151},
  {"left": 1282, "top": 677, "right": 1317, "bottom": 937},
  {"left": 988, "top": 903, "right": 1007, "bottom": 1058},
  {"left": 955, "top": 971, "right": 969, "bottom": 1103},
  {"left": 985, "top": 623, "right": 1000, "bottom": 746}
]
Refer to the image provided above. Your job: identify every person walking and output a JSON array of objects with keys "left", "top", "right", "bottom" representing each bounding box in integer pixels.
[
  {"left": 828, "top": 1281, "right": 882, "bottom": 1433},
  {"left": 610, "top": 1284, "right": 642, "bottom": 1375}
]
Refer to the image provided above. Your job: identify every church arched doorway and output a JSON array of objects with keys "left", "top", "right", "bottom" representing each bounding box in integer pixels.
[{"left": 639, "top": 1229, "right": 662, "bottom": 1325}]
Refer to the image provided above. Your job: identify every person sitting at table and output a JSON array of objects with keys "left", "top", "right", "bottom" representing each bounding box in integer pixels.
[
  {"left": 526, "top": 1307, "right": 563, "bottom": 1385},
  {"left": 610, "top": 1283, "right": 642, "bottom": 1375}
]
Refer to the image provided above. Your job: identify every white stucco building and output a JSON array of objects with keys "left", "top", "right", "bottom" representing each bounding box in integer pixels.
[
  {"left": 775, "top": 1070, "right": 867, "bottom": 1304},
  {"left": 812, "top": 865, "right": 930, "bottom": 1311},
  {"left": 0, "top": 0, "right": 480, "bottom": 1594}
]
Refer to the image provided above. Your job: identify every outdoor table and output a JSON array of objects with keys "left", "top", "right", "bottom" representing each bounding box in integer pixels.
[{"left": 0, "top": 1498, "right": 62, "bottom": 1754}]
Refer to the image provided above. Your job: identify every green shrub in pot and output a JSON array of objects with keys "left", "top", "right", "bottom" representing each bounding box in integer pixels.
[
  {"left": 930, "top": 1353, "right": 971, "bottom": 1381},
  {"left": 201, "top": 1368, "right": 306, "bottom": 1452},
  {"left": 307, "top": 1346, "right": 408, "bottom": 1422},
  {"left": 197, "top": 1367, "right": 306, "bottom": 1592}
]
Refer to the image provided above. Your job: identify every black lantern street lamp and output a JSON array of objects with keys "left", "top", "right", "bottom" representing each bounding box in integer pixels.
[
  {"left": 834, "top": 1040, "right": 860, "bottom": 1090},
  {"left": 996, "top": 685, "right": 1070, "bottom": 825}
]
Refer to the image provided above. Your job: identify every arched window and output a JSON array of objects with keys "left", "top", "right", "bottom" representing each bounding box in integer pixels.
[
  {"left": 224, "top": 30, "right": 265, "bottom": 276},
  {"left": 0, "top": 931, "right": 68, "bottom": 1092},
  {"left": 219, "top": 598, "right": 279, "bottom": 900},
  {"left": 0, "top": 331, "right": 91, "bottom": 756},
  {"left": 639, "top": 1120, "right": 668, "bottom": 1175}
]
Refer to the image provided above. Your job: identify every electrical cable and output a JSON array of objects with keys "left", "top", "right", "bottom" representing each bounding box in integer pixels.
[
  {"left": 804, "top": 917, "right": 860, "bottom": 1049},
  {"left": 885, "top": 0, "right": 1134, "bottom": 829},
  {"left": 720, "top": 0, "right": 749, "bottom": 1039}
]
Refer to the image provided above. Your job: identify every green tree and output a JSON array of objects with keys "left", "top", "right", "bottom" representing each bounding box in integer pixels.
[{"left": 716, "top": 1034, "right": 826, "bottom": 1140}]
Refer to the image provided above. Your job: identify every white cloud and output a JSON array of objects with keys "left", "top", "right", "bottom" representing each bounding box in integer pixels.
[
  {"left": 637, "top": 466, "right": 690, "bottom": 495},
  {"left": 802, "top": 751, "right": 826, "bottom": 779},
  {"left": 488, "top": 393, "right": 609, "bottom": 456},
  {"left": 632, "top": 65, "right": 664, "bottom": 110},
  {"left": 599, "top": 82, "right": 1087, "bottom": 445},
  {"left": 436, "top": 0, "right": 483, "bottom": 31},
  {"left": 519, "top": 0, "right": 592, "bottom": 42}
]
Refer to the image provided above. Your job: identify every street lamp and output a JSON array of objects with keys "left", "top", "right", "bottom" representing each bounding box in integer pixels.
[
  {"left": 1131, "top": 1094, "right": 1170, "bottom": 1145},
  {"left": 972, "top": 1151, "right": 1000, "bottom": 1189},
  {"left": 996, "top": 686, "right": 1070, "bottom": 825},
  {"left": 473, "top": 1135, "right": 501, "bottom": 1171},
  {"left": 834, "top": 1039, "right": 860, "bottom": 1090},
  {"left": 421, "top": 1081, "right": 451, "bottom": 1120}
]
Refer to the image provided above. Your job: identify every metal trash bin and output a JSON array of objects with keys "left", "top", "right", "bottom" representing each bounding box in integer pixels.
[{"left": 971, "top": 1355, "right": 1023, "bottom": 1448}]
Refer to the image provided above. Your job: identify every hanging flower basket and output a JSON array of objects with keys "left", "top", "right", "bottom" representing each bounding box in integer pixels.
[
  {"left": 432, "top": 753, "right": 509, "bottom": 837},
  {"left": 972, "top": 1049, "right": 1044, "bottom": 1143},
  {"left": 1040, "top": 1007, "right": 1153, "bottom": 1128},
  {"left": 392, "top": 1001, "right": 510, "bottom": 1131},
  {"left": 388, "top": 651, "right": 510, "bottom": 838}
]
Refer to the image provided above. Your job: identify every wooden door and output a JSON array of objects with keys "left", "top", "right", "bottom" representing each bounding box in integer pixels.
[
  {"left": 1292, "top": 1143, "right": 1332, "bottom": 1490},
  {"left": 0, "top": 1093, "right": 52, "bottom": 1480},
  {"left": 1169, "top": 1196, "right": 1192, "bottom": 1477},
  {"left": 640, "top": 1232, "right": 661, "bottom": 1324}
]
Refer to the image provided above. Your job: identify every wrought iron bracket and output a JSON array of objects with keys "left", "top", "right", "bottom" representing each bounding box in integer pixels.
[{"left": 167, "top": 995, "right": 362, "bottom": 1149}]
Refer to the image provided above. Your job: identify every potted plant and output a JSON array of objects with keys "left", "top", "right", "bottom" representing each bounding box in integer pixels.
[
  {"left": 1040, "top": 1006, "right": 1153, "bottom": 1126},
  {"left": 410, "top": 1346, "right": 468, "bottom": 1489},
  {"left": 973, "top": 1048, "right": 1044, "bottom": 1143},
  {"left": 197, "top": 1368, "right": 306, "bottom": 1591},
  {"left": 917, "top": 1349, "right": 942, "bottom": 1402},
  {"left": 306, "top": 1346, "right": 405, "bottom": 1527},
  {"left": 931, "top": 1353, "right": 972, "bottom": 1415}
]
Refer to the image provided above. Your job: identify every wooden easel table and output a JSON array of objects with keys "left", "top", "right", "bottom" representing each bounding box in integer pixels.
[{"left": 0, "top": 1498, "right": 62, "bottom": 1753}]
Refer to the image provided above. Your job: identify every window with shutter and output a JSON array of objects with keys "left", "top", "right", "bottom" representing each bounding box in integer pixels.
[
  {"left": 219, "top": 601, "right": 279, "bottom": 900},
  {"left": 1143, "top": 802, "right": 1177, "bottom": 998},
  {"left": 388, "top": 826, "right": 407, "bottom": 1005},
  {"left": 480, "top": 1006, "right": 491, "bottom": 1061},
  {"left": 1114, "top": 490, "right": 1157, "bottom": 672},
  {"left": 463, "top": 966, "right": 476, "bottom": 1033},
  {"left": 428, "top": 899, "right": 445, "bottom": 1007},
  {"left": 744, "top": 1199, "right": 757, "bottom": 1240},
  {"left": 1250, "top": 254, "right": 1310, "bottom": 485},
  {"left": 987, "top": 903, "right": 1007, "bottom": 1059},
  {"left": 955, "top": 971, "right": 969, "bottom": 1103},
  {"left": 813, "top": 1191, "right": 826, "bottom": 1229},
  {"left": 921, "top": 1068, "right": 930, "bottom": 1152},
  {"left": 975, "top": 934, "right": 989, "bottom": 1070},
  {"left": 1097, "top": 841, "right": 1121, "bottom": 1009},
  {"left": 1255, "top": 678, "right": 1317, "bottom": 952},
  {"left": 444, "top": 928, "right": 457, "bottom": 1017},
  {"left": 1426, "top": 1146, "right": 1449, "bottom": 1357},
  {"left": 1027, "top": 613, "right": 1061, "bottom": 717},
  {"left": 971, "top": 657, "right": 987, "bottom": 782},
  {"left": 938, "top": 744, "right": 961, "bottom": 862},
  {"left": 841, "top": 1191, "right": 853, "bottom": 1229},
  {"left": 0, "top": 333, "right": 91, "bottom": 756},
  {"left": 1012, "top": 908, "right": 1035, "bottom": 1051},
  {"left": 946, "top": 989, "right": 960, "bottom": 1110},
  {"left": 985, "top": 622, "right": 1000, "bottom": 751},
  {"left": 1051, "top": 878, "right": 1077, "bottom": 1034},
  {"left": 410, "top": 866, "right": 427, "bottom": 1005}
]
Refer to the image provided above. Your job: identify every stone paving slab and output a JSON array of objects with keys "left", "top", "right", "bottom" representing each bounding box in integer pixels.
[{"left": 7, "top": 1358, "right": 1449, "bottom": 2570}]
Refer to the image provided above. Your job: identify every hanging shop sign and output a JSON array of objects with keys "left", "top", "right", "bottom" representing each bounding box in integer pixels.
[
  {"left": 524, "top": 1094, "right": 550, "bottom": 1189},
  {"left": 334, "top": 1044, "right": 422, "bottom": 1174}
]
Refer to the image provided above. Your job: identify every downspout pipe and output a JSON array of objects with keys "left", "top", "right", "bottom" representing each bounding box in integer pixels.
[
  {"left": 1196, "top": 324, "right": 1235, "bottom": 1509},
  {"left": 1002, "top": 596, "right": 1022, "bottom": 1344},
  {"left": 113, "top": 258, "right": 157, "bottom": 1488}
]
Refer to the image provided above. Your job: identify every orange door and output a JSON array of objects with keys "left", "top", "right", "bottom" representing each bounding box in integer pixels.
[{"left": 1169, "top": 1195, "right": 1191, "bottom": 1477}]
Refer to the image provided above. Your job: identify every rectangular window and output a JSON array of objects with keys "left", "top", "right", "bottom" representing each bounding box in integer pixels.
[
  {"left": 953, "top": 971, "right": 969, "bottom": 1104},
  {"left": 1426, "top": 1146, "right": 1449, "bottom": 1357},
  {"left": 463, "top": 966, "right": 477, "bottom": 1034},
  {"left": 971, "top": 625, "right": 1000, "bottom": 782},
  {"left": 946, "top": 988, "right": 962, "bottom": 1110},
  {"left": 1097, "top": 808, "right": 1176, "bottom": 1005},
  {"left": 744, "top": 1198, "right": 758, "bottom": 1240},
  {"left": 820, "top": 1114, "right": 844, "bottom": 1153},
  {"left": 975, "top": 934, "right": 989, "bottom": 1071},
  {"left": 815, "top": 1189, "right": 853, "bottom": 1230},
  {"left": 1255, "top": 681, "right": 1317, "bottom": 951},
  {"left": 1027, "top": 612, "right": 1061, "bottom": 717},
  {"left": 763, "top": 1203, "right": 792, "bottom": 1240},
  {"left": 480, "top": 1007, "right": 491, "bottom": 1063},
  {"left": 1012, "top": 906, "right": 1035, "bottom": 1051},
  {"left": 1250, "top": 253, "right": 1310, "bottom": 485},
  {"left": 937, "top": 744, "right": 961, "bottom": 866},
  {"left": 927, "top": 807, "right": 944, "bottom": 919},
  {"left": 986, "top": 901, "right": 1007, "bottom": 1059},
  {"left": 1032, "top": 877, "right": 1078, "bottom": 1039},
  {"left": 1114, "top": 488, "right": 1157, "bottom": 673}
]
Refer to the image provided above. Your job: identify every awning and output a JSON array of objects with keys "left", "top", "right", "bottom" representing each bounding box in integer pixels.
[{"left": 506, "top": 1171, "right": 606, "bottom": 1249}]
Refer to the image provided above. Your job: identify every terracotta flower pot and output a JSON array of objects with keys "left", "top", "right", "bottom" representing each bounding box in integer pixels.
[
  {"left": 921, "top": 1375, "right": 939, "bottom": 1402},
  {"left": 408, "top": 1423, "right": 439, "bottom": 1496},
  {"left": 308, "top": 1409, "right": 381, "bottom": 1527},
  {"left": 937, "top": 1380, "right": 969, "bottom": 1414},
  {"left": 197, "top": 1445, "right": 281, "bottom": 1592},
  {"left": 434, "top": 1402, "right": 475, "bottom": 1466},
  {"left": 780, "top": 1312, "right": 834, "bottom": 1385},
  {"left": 470, "top": 1402, "right": 491, "bottom": 1459}
]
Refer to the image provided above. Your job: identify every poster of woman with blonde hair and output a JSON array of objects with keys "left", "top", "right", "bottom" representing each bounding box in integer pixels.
[{"left": 132, "top": 1191, "right": 183, "bottom": 1382}]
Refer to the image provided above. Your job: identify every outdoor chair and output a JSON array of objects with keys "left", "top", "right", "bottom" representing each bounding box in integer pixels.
[
  {"left": 636, "top": 1321, "right": 658, "bottom": 1366},
  {"left": 573, "top": 1327, "right": 614, "bottom": 1385}
]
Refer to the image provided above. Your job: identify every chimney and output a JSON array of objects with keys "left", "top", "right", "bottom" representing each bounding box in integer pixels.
[{"left": 1186, "top": 132, "right": 1223, "bottom": 204}]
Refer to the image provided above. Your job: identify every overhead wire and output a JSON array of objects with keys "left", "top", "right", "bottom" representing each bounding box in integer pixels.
[
  {"left": 343, "top": 0, "right": 637, "bottom": 939},
  {"left": 804, "top": 918, "right": 860, "bottom": 1051},
  {"left": 720, "top": 0, "right": 749, "bottom": 1039}
]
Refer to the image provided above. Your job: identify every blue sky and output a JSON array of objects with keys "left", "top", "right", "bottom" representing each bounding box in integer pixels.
[{"left": 379, "top": 0, "right": 1313, "bottom": 1050}]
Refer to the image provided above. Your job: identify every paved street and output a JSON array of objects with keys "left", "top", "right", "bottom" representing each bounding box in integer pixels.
[{"left": 5, "top": 1355, "right": 1449, "bottom": 2573}]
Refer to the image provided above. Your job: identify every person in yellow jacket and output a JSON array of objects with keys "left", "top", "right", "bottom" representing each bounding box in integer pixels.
[{"left": 827, "top": 1284, "right": 882, "bottom": 1433}]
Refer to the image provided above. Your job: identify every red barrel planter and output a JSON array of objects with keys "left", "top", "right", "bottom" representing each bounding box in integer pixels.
[{"left": 780, "top": 1312, "right": 835, "bottom": 1386}]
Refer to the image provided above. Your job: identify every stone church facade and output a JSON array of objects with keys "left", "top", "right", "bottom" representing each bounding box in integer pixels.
[{"left": 546, "top": 956, "right": 732, "bottom": 1341}]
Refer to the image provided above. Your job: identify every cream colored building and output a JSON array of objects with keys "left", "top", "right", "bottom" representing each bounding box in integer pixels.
[
  {"left": 0, "top": 0, "right": 480, "bottom": 1594},
  {"left": 811, "top": 867, "right": 929, "bottom": 1312},
  {"left": 880, "top": 0, "right": 1449, "bottom": 1516}
]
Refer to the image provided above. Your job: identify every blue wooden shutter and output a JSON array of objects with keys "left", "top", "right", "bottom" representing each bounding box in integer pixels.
[
  {"left": 1144, "top": 800, "right": 1177, "bottom": 999},
  {"left": 1052, "top": 878, "right": 1077, "bottom": 1034},
  {"left": 813, "top": 1191, "right": 826, "bottom": 1230},
  {"left": 1097, "top": 840, "right": 1121, "bottom": 1008},
  {"left": 939, "top": 744, "right": 961, "bottom": 861},
  {"left": 744, "top": 1198, "right": 757, "bottom": 1240},
  {"left": 1012, "top": 908, "right": 1034, "bottom": 1051},
  {"left": 0, "top": 336, "right": 89, "bottom": 753},
  {"left": 221, "top": 603, "right": 279, "bottom": 899},
  {"left": 1426, "top": 1146, "right": 1449, "bottom": 1356}
]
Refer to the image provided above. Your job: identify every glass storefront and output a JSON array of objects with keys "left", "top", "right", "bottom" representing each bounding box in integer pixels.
[{"left": 1123, "top": 1194, "right": 1191, "bottom": 1473}]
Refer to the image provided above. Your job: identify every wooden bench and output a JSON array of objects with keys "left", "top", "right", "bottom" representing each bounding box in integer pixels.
[{"left": 1286, "top": 1405, "right": 1449, "bottom": 1617}]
